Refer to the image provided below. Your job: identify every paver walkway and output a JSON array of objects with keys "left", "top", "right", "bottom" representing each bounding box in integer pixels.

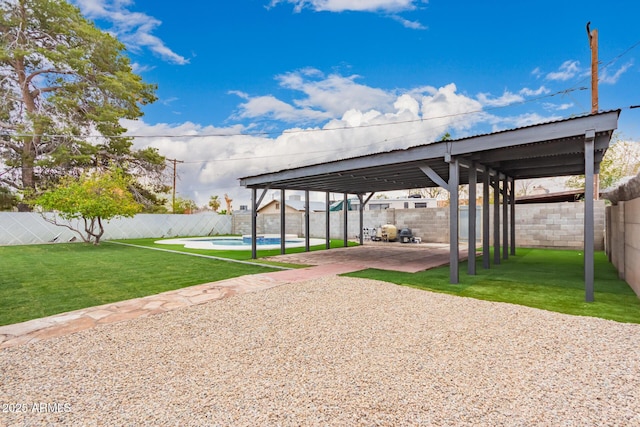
[{"left": 0, "top": 243, "right": 463, "bottom": 350}]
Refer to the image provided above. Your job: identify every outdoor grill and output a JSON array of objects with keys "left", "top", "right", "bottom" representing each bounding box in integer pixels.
[{"left": 398, "top": 228, "right": 413, "bottom": 243}]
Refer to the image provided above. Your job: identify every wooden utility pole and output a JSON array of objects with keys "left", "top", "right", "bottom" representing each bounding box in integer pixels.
[
  {"left": 167, "top": 158, "right": 184, "bottom": 213},
  {"left": 587, "top": 22, "right": 599, "bottom": 199},
  {"left": 587, "top": 22, "right": 599, "bottom": 114}
]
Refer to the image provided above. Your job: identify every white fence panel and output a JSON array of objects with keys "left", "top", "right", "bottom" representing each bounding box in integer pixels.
[{"left": 0, "top": 212, "right": 232, "bottom": 245}]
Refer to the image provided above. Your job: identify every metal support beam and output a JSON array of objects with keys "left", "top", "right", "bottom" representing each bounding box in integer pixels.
[
  {"left": 483, "top": 168, "right": 490, "bottom": 269},
  {"left": 419, "top": 165, "right": 449, "bottom": 190},
  {"left": 358, "top": 194, "right": 365, "bottom": 245},
  {"left": 468, "top": 165, "right": 477, "bottom": 275},
  {"left": 449, "top": 158, "right": 460, "bottom": 284},
  {"left": 305, "top": 190, "right": 310, "bottom": 252},
  {"left": 280, "top": 189, "right": 286, "bottom": 255},
  {"left": 326, "top": 192, "right": 331, "bottom": 250},
  {"left": 510, "top": 177, "right": 516, "bottom": 256},
  {"left": 502, "top": 175, "right": 509, "bottom": 260},
  {"left": 343, "top": 193, "right": 348, "bottom": 247},
  {"left": 493, "top": 175, "right": 501, "bottom": 265},
  {"left": 251, "top": 188, "right": 258, "bottom": 259},
  {"left": 585, "top": 129, "right": 596, "bottom": 302}
]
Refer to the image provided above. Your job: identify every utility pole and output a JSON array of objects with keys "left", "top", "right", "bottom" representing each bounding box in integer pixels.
[
  {"left": 587, "top": 22, "right": 599, "bottom": 114},
  {"left": 587, "top": 22, "right": 599, "bottom": 199},
  {"left": 167, "top": 158, "right": 184, "bottom": 213}
]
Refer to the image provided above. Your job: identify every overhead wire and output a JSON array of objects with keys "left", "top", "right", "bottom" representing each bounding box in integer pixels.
[{"left": 1, "top": 36, "right": 639, "bottom": 169}]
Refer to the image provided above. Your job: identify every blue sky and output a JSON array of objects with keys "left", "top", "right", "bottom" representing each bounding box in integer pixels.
[{"left": 72, "top": 0, "right": 640, "bottom": 207}]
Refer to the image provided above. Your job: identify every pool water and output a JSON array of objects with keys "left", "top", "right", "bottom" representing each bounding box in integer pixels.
[{"left": 155, "top": 234, "right": 326, "bottom": 251}]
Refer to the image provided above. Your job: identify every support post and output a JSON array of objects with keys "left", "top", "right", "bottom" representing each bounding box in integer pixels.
[
  {"left": 280, "top": 189, "right": 286, "bottom": 255},
  {"left": 449, "top": 158, "right": 460, "bottom": 284},
  {"left": 483, "top": 168, "right": 490, "bottom": 269},
  {"left": 326, "top": 192, "right": 331, "bottom": 250},
  {"left": 251, "top": 188, "right": 257, "bottom": 259},
  {"left": 502, "top": 175, "right": 509, "bottom": 260},
  {"left": 468, "top": 165, "right": 477, "bottom": 275},
  {"left": 358, "top": 194, "right": 364, "bottom": 245},
  {"left": 493, "top": 175, "right": 501, "bottom": 265},
  {"left": 510, "top": 177, "right": 516, "bottom": 256},
  {"left": 343, "top": 193, "right": 348, "bottom": 247},
  {"left": 585, "top": 130, "right": 596, "bottom": 302},
  {"left": 305, "top": 190, "right": 310, "bottom": 252}
]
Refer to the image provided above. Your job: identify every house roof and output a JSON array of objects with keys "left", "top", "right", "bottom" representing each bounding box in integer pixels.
[{"left": 259, "top": 199, "right": 326, "bottom": 212}]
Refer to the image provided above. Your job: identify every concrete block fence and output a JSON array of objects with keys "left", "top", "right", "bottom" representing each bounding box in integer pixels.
[
  {"left": 233, "top": 201, "right": 605, "bottom": 250},
  {"left": 606, "top": 198, "right": 640, "bottom": 297},
  {"left": 0, "top": 212, "right": 232, "bottom": 245},
  {"left": 2, "top": 202, "right": 604, "bottom": 254}
]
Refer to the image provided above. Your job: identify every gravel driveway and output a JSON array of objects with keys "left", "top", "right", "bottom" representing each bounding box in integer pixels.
[{"left": 1, "top": 276, "right": 639, "bottom": 426}]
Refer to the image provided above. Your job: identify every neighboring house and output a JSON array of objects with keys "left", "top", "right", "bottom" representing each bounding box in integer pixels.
[
  {"left": 258, "top": 195, "right": 326, "bottom": 214},
  {"left": 331, "top": 197, "right": 438, "bottom": 211}
]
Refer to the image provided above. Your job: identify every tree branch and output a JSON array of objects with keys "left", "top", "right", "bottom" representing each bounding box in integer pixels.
[{"left": 40, "top": 213, "right": 89, "bottom": 243}]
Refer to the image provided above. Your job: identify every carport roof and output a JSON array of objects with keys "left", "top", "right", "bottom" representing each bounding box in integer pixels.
[{"left": 239, "top": 110, "right": 620, "bottom": 194}]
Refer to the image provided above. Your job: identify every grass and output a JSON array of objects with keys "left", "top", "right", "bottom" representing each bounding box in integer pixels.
[
  {"left": 2, "top": 240, "right": 638, "bottom": 327},
  {"left": 0, "top": 242, "right": 280, "bottom": 326},
  {"left": 113, "top": 237, "right": 358, "bottom": 264},
  {"left": 345, "top": 248, "right": 640, "bottom": 324}
]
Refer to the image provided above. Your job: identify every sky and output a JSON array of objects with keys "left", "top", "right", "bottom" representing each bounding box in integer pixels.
[{"left": 71, "top": 0, "right": 640, "bottom": 209}]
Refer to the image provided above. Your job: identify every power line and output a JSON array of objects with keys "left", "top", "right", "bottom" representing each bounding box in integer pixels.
[{"left": 0, "top": 86, "right": 591, "bottom": 140}]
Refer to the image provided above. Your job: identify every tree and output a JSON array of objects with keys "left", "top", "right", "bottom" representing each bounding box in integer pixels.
[
  {"left": 32, "top": 168, "right": 142, "bottom": 244},
  {"left": 209, "top": 195, "right": 221, "bottom": 212},
  {"left": 0, "top": 0, "right": 164, "bottom": 210},
  {"left": 0, "top": 186, "right": 17, "bottom": 210},
  {"left": 173, "top": 197, "right": 197, "bottom": 214},
  {"left": 516, "top": 180, "right": 535, "bottom": 196},
  {"left": 566, "top": 136, "right": 640, "bottom": 191}
]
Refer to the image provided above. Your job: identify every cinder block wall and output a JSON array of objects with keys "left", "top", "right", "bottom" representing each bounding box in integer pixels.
[
  {"left": 607, "top": 198, "right": 640, "bottom": 297},
  {"left": 514, "top": 201, "right": 605, "bottom": 250},
  {"left": 233, "top": 202, "right": 605, "bottom": 250}
]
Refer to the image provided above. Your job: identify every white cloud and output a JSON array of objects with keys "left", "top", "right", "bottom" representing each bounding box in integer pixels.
[
  {"left": 390, "top": 15, "right": 426, "bottom": 29},
  {"left": 531, "top": 67, "right": 543, "bottom": 78},
  {"left": 231, "top": 69, "right": 396, "bottom": 123},
  {"left": 123, "top": 81, "right": 493, "bottom": 207},
  {"left": 543, "top": 102, "right": 574, "bottom": 111},
  {"left": 487, "top": 112, "right": 563, "bottom": 133},
  {"left": 477, "top": 86, "right": 551, "bottom": 107},
  {"left": 546, "top": 60, "right": 581, "bottom": 81},
  {"left": 270, "top": 0, "right": 423, "bottom": 12},
  {"left": 600, "top": 61, "right": 633, "bottom": 84},
  {"left": 477, "top": 91, "right": 523, "bottom": 107},
  {"left": 519, "top": 86, "right": 550, "bottom": 97},
  {"left": 72, "top": 0, "right": 188, "bottom": 65},
  {"left": 269, "top": 0, "right": 428, "bottom": 28},
  {"left": 233, "top": 94, "right": 332, "bottom": 123}
]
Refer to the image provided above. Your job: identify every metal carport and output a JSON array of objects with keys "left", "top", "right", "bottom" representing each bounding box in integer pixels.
[{"left": 239, "top": 110, "right": 620, "bottom": 301}]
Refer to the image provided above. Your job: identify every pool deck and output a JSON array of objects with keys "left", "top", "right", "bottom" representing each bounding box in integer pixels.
[{"left": 0, "top": 243, "right": 465, "bottom": 350}]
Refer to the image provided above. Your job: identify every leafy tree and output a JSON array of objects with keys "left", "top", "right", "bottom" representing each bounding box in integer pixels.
[
  {"left": 0, "top": 186, "right": 17, "bottom": 210},
  {"left": 209, "top": 195, "right": 221, "bottom": 212},
  {"left": 173, "top": 197, "right": 197, "bottom": 214},
  {"left": 566, "top": 136, "right": 640, "bottom": 191},
  {"left": 32, "top": 168, "right": 142, "bottom": 244},
  {"left": 0, "top": 0, "right": 165, "bottom": 210}
]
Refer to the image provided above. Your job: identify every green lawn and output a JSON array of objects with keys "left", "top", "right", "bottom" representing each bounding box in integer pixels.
[
  {"left": 113, "top": 237, "right": 358, "bottom": 262},
  {"left": 0, "top": 242, "right": 279, "bottom": 326},
  {"left": 2, "top": 241, "right": 638, "bottom": 327},
  {"left": 345, "top": 248, "right": 640, "bottom": 324}
]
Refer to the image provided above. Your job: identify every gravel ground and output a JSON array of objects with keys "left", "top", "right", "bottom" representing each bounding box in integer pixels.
[{"left": 1, "top": 276, "right": 639, "bottom": 427}]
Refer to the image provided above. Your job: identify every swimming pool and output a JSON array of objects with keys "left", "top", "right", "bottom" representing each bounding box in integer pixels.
[{"left": 155, "top": 234, "right": 326, "bottom": 250}]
